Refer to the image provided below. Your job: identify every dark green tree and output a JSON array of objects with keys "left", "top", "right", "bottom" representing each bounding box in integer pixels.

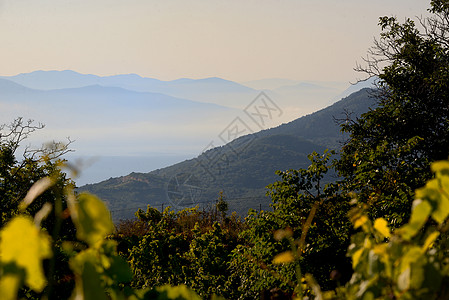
[
  {"left": 227, "top": 151, "right": 352, "bottom": 298},
  {"left": 337, "top": 0, "right": 449, "bottom": 226}
]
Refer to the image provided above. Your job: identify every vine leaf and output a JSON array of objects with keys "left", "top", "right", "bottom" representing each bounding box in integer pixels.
[
  {"left": 374, "top": 218, "right": 390, "bottom": 238},
  {"left": 0, "top": 216, "right": 52, "bottom": 292},
  {"left": 72, "top": 193, "right": 114, "bottom": 246},
  {"left": 272, "top": 251, "right": 294, "bottom": 264}
]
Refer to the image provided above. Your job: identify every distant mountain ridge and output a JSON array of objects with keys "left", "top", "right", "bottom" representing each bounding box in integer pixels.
[
  {"left": 0, "top": 76, "right": 240, "bottom": 162},
  {"left": 1, "top": 70, "right": 259, "bottom": 109},
  {"left": 1, "top": 70, "right": 252, "bottom": 92},
  {"left": 1, "top": 71, "right": 359, "bottom": 120}
]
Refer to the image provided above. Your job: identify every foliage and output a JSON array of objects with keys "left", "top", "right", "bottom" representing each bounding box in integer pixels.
[
  {"left": 329, "top": 160, "right": 449, "bottom": 299},
  {"left": 272, "top": 160, "right": 449, "bottom": 299},
  {"left": 0, "top": 118, "right": 79, "bottom": 298},
  {"left": 3, "top": 151, "right": 449, "bottom": 300},
  {"left": 216, "top": 191, "right": 229, "bottom": 221},
  {"left": 118, "top": 203, "right": 244, "bottom": 298},
  {"left": 183, "top": 222, "right": 235, "bottom": 297},
  {"left": 0, "top": 118, "right": 208, "bottom": 299},
  {"left": 225, "top": 151, "right": 352, "bottom": 299},
  {"left": 337, "top": 1, "right": 449, "bottom": 226},
  {"left": 0, "top": 173, "right": 208, "bottom": 299}
]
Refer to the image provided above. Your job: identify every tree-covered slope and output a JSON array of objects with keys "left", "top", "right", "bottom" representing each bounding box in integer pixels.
[
  {"left": 257, "top": 87, "right": 377, "bottom": 149},
  {"left": 80, "top": 88, "right": 377, "bottom": 220}
]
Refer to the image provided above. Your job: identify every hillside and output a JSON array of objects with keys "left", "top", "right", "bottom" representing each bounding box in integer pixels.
[
  {"left": 79, "top": 88, "right": 377, "bottom": 220},
  {"left": 257, "top": 87, "right": 377, "bottom": 149}
]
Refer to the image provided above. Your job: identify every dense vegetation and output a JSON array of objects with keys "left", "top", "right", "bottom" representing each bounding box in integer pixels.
[{"left": 2, "top": 1, "right": 449, "bottom": 299}]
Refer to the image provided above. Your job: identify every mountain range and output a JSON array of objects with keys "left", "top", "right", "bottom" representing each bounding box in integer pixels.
[{"left": 0, "top": 70, "right": 359, "bottom": 185}]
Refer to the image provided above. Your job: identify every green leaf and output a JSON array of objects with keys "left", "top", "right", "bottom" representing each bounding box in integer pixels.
[
  {"left": 352, "top": 248, "right": 365, "bottom": 269},
  {"left": 70, "top": 248, "right": 98, "bottom": 275},
  {"left": 416, "top": 178, "right": 449, "bottom": 224},
  {"left": 105, "top": 255, "right": 133, "bottom": 283},
  {"left": 432, "top": 194, "right": 449, "bottom": 224},
  {"left": 73, "top": 193, "right": 114, "bottom": 246},
  {"left": 362, "top": 291, "right": 375, "bottom": 300},
  {"left": 70, "top": 249, "right": 108, "bottom": 300},
  {"left": 400, "top": 247, "right": 422, "bottom": 274},
  {"left": 80, "top": 261, "right": 108, "bottom": 300},
  {"left": 398, "top": 200, "right": 431, "bottom": 240}
]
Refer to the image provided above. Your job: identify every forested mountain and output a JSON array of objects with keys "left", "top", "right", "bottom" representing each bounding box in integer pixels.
[
  {"left": 257, "top": 87, "right": 377, "bottom": 149},
  {"left": 80, "top": 88, "right": 377, "bottom": 220}
]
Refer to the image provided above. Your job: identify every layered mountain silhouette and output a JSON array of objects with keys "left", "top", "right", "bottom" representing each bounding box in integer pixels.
[
  {"left": 1, "top": 70, "right": 353, "bottom": 121},
  {"left": 1, "top": 71, "right": 259, "bottom": 109},
  {"left": 0, "top": 76, "right": 239, "bottom": 160}
]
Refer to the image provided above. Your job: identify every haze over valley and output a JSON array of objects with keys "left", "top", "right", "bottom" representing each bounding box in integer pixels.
[{"left": 0, "top": 70, "right": 373, "bottom": 186}]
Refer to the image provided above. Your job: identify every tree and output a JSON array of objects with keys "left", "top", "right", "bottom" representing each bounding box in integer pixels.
[
  {"left": 0, "top": 118, "right": 73, "bottom": 227},
  {"left": 337, "top": 0, "right": 449, "bottom": 226},
  {"left": 227, "top": 151, "right": 352, "bottom": 298}
]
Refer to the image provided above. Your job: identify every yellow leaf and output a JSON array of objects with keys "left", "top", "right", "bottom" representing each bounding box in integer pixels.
[
  {"left": 374, "top": 218, "right": 391, "bottom": 238},
  {"left": 422, "top": 231, "right": 439, "bottom": 253},
  {"left": 373, "top": 244, "right": 388, "bottom": 255},
  {"left": 431, "top": 161, "right": 449, "bottom": 174},
  {"left": 0, "top": 216, "right": 52, "bottom": 292},
  {"left": 0, "top": 274, "right": 21, "bottom": 300},
  {"left": 352, "top": 248, "right": 364, "bottom": 269},
  {"left": 400, "top": 247, "right": 421, "bottom": 274},
  {"left": 354, "top": 215, "right": 368, "bottom": 229},
  {"left": 272, "top": 251, "right": 294, "bottom": 264},
  {"left": 364, "top": 238, "right": 372, "bottom": 248}
]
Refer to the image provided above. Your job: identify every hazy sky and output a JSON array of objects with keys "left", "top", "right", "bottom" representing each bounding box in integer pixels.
[{"left": 0, "top": 1, "right": 430, "bottom": 83}]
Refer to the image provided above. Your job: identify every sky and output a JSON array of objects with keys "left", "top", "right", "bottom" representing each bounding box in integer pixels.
[{"left": 0, "top": 0, "right": 430, "bottom": 83}]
